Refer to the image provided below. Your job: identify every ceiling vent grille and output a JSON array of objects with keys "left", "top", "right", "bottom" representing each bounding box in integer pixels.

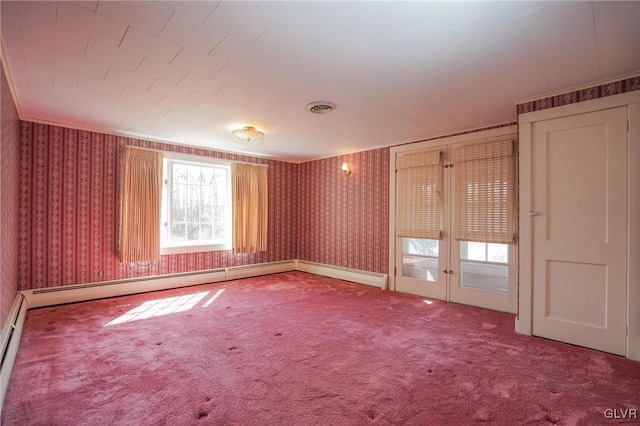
[{"left": 306, "top": 101, "right": 336, "bottom": 114}]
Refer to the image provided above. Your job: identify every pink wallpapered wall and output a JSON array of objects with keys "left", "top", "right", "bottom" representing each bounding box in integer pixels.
[
  {"left": 297, "top": 148, "right": 390, "bottom": 274},
  {"left": 18, "top": 120, "right": 390, "bottom": 290},
  {"left": 18, "top": 122, "right": 298, "bottom": 290},
  {"left": 1, "top": 63, "right": 22, "bottom": 324},
  {"left": 18, "top": 74, "right": 639, "bottom": 291}
]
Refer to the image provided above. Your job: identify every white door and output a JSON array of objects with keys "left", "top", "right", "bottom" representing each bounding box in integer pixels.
[
  {"left": 392, "top": 138, "right": 517, "bottom": 313},
  {"left": 531, "top": 107, "right": 627, "bottom": 355},
  {"left": 394, "top": 146, "right": 449, "bottom": 300}
]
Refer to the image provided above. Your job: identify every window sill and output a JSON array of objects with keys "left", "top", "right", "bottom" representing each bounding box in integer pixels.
[{"left": 161, "top": 243, "right": 231, "bottom": 255}]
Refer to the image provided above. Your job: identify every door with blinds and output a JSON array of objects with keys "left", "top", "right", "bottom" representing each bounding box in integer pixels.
[
  {"left": 390, "top": 129, "right": 518, "bottom": 313},
  {"left": 448, "top": 140, "right": 518, "bottom": 312},
  {"left": 394, "top": 147, "right": 448, "bottom": 300}
]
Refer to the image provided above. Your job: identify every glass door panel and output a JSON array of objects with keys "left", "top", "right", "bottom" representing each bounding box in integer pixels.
[
  {"left": 402, "top": 238, "right": 439, "bottom": 281},
  {"left": 450, "top": 240, "right": 517, "bottom": 313},
  {"left": 396, "top": 237, "right": 447, "bottom": 300},
  {"left": 459, "top": 242, "right": 509, "bottom": 292}
]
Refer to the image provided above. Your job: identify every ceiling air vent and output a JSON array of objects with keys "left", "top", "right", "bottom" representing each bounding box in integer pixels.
[{"left": 306, "top": 101, "right": 336, "bottom": 114}]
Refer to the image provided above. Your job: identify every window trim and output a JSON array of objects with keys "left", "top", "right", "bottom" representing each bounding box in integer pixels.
[{"left": 160, "top": 152, "right": 232, "bottom": 254}]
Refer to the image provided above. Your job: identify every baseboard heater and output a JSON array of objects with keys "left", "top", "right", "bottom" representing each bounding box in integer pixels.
[
  {"left": 295, "top": 260, "right": 388, "bottom": 289},
  {"left": 1, "top": 293, "right": 27, "bottom": 413},
  {"left": 23, "top": 260, "right": 297, "bottom": 309}
]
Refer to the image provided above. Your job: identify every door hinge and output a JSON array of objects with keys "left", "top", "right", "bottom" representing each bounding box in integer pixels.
[{"left": 394, "top": 266, "right": 397, "bottom": 276}]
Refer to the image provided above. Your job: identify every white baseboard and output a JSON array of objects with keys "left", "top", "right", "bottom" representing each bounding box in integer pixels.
[
  {"left": 22, "top": 260, "right": 298, "bottom": 309},
  {"left": 23, "top": 269, "right": 227, "bottom": 309},
  {"left": 1, "top": 293, "right": 27, "bottom": 413},
  {"left": 20, "top": 259, "right": 388, "bottom": 310},
  {"left": 226, "top": 260, "right": 296, "bottom": 281},
  {"left": 295, "top": 260, "right": 388, "bottom": 289}
]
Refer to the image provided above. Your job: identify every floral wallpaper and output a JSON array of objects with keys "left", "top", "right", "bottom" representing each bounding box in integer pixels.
[
  {"left": 18, "top": 122, "right": 298, "bottom": 290},
  {"left": 1, "top": 62, "right": 22, "bottom": 324},
  {"left": 17, "top": 72, "right": 640, "bottom": 292},
  {"left": 297, "top": 148, "right": 390, "bottom": 274}
]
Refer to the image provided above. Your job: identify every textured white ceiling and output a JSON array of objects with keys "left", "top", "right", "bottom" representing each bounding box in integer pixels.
[{"left": 2, "top": 1, "right": 640, "bottom": 162}]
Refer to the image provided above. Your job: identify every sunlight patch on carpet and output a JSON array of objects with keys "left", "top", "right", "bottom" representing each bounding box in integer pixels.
[
  {"left": 203, "top": 288, "right": 225, "bottom": 307},
  {"left": 104, "top": 291, "right": 210, "bottom": 326},
  {"left": 424, "top": 300, "right": 434, "bottom": 305}
]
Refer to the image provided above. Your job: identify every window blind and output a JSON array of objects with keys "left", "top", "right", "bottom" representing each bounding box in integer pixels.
[
  {"left": 452, "top": 140, "right": 516, "bottom": 244},
  {"left": 396, "top": 150, "right": 442, "bottom": 240}
]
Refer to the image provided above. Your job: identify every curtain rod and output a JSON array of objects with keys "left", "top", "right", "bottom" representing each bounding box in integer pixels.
[{"left": 123, "top": 144, "right": 269, "bottom": 167}]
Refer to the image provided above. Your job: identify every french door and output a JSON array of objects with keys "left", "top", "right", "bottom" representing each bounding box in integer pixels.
[{"left": 390, "top": 129, "right": 518, "bottom": 313}]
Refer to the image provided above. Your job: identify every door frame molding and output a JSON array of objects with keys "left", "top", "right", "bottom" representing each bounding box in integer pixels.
[
  {"left": 388, "top": 125, "right": 517, "bottom": 292},
  {"left": 517, "top": 90, "right": 640, "bottom": 361}
]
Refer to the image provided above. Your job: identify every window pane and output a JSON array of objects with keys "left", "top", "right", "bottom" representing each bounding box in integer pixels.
[
  {"left": 460, "top": 261, "right": 508, "bottom": 292},
  {"left": 173, "top": 164, "right": 187, "bottom": 184},
  {"left": 187, "top": 223, "right": 199, "bottom": 241},
  {"left": 186, "top": 202, "right": 198, "bottom": 222},
  {"left": 201, "top": 223, "right": 213, "bottom": 240},
  {"left": 172, "top": 201, "right": 184, "bottom": 222},
  {"left": 487, "top": 243, "right": 508, "bottom": 263},
  {"left": 201, "top": 203, "right": 213, "bottom": 221},
  {"left": 214, "top": 224, "right": 225, "bottom": 240},
  {"left": 460, "top": 242, "right": 508, "bottom": 263},
  {"left": 187, "top": 165, "right": 201, "bottom": 184},
  {"left": 462, "top": 241, "right": 487, "bottom": 261},
  {"left": 402, "top": 238, "right": 439, "bottom": 256},
  {"left": 402, "top": 255, "right": 438, "bottom": 281},
  {"left": 201, "top": 167, "right": 214, "bottom": 185},
  {"left": 171, "top": 223, "right": 185, "bottom": 242}
]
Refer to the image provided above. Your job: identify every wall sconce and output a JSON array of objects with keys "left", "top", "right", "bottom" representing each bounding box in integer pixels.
[{"left": 341, "top": 162, "right": 351, "bottom": 175}]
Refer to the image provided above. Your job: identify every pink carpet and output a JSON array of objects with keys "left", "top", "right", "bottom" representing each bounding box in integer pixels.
[{"left": 3, "top": 271, "right": 639, "bottom": 425}]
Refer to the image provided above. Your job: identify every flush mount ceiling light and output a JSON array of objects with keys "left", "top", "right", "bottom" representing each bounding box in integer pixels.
[
  {"left": 306, "top": 101, "right": 336, "bottom": 114},
  {"left": 231, "top": 126, "right": 264, "bottom": 144}
]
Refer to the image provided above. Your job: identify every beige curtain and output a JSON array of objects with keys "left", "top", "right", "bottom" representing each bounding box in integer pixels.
[
  {"left": 231, "top": 162, "right": 268, "bottom": 254},
  {"left": 119, "top": 146, "right": 163, "bottom": 262},
  {"left": 396, "top": 150, "right": 442, "bottom": 240},
  {"left": 452, "top": 140, "right": 516, "bottom": 244}
]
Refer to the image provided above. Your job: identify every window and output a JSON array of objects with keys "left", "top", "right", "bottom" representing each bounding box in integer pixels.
[
  {"left": 401, "top": 238, "right": 439, "bottom": 282},
  {"left": 161, "top": 155, "right": 232, "bottom": 254},
  {"left": 459, "top": 242, "right": 509, "bottom": 292},
  {"left": 461, "top": 241, "right": 508, "bottom": 263}
]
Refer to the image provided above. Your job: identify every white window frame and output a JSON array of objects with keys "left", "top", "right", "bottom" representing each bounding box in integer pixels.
[{"left": 160, "top": 153, "right": 232, "bottom": 255}]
